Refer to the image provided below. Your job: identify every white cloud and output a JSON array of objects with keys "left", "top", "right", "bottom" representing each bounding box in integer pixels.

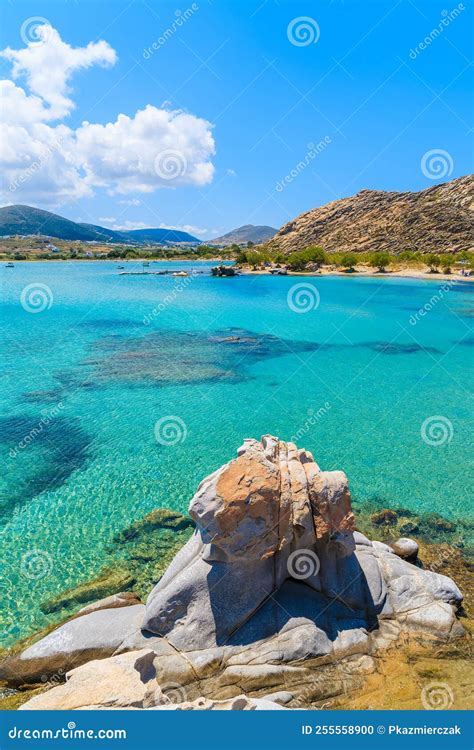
[
  {"left": 1, "top": 25, "right": 117, "bottom": 119},
  {"left": 75, "top": 106, "right": 215, "bottom": 194},
  {"left": 119, "top": 198, "right": 141, "bottom": 206},
  {"left": 0, "top": 26, "right": 216, "bottom": 206},
  {"left": 158, "top": 223, "right": 210, "bottom": 238},
  {"left": 106, "top": 220, "right": 149, "bottom": 231}
]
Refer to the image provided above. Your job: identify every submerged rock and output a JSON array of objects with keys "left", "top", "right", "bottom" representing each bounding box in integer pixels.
[
  {"left": 112, "top": 508, "right": 195, "bottom": 544},
  {"left": 35, "top": 509, "right": 194, "bottom": 630},
  {"left": 40, "top": 569, "right": 136, "bottom": 615},
  {"left": 75, "top": 592, "right": 142, "bottom": 618},
  {"left": 399, "top": 520, "right": 420, "bottom": 535},
  {"left": 5, "top": 436, "right": 466, "bottom": 710},
  {"left": 370, "top": 509, "right": 398, "bottom": 526}
]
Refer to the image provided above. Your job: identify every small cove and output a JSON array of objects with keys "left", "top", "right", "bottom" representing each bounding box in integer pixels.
[{"left": 1, "top": 260, "right": 472, "bottom": 645}]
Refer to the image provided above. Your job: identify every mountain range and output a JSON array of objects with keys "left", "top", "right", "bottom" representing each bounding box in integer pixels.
[
  {"left": 2, "top": 176, "right": 472, "bottom": 254},
  {"left": 207, "top": 224, "right": 277, "bottom": 246},
  {"left": 0, "top": 205, "right": 278, "bottom": 248},
  {"left": 0, "top": 205, "right": 200, "bottom": 245},
  {"left": 267, "top": 175, "right": 474, "bottom": 255}
]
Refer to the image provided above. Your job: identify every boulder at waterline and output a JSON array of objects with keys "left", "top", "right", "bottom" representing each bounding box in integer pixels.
[
  {"left": 3, "top": 436, "right": 465, "bottom": 707},
  {"left": 0, "top": 605, "right": 145, "bottom": 686},
  {"left": 20, "top": 650, "right": 167, "bottom": 710},
  {"left": 143, "top": 436, "right": 462, "bottom": 651},
  {"left": 390, "top": 537, "right": 419, "bottom": 561}
]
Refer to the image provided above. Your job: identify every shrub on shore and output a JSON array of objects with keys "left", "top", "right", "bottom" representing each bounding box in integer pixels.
[
  {"left": 426, "top": 253, "right": 441, "bottom": 272},
  {"left": 287, "top": 246, "right": 326, "bottom": 270},
  {"left": 369, "top": 251, "right": 391, "bottom": 272},
  {"left": 340, "top": 252, "right": 358, "bottom": 271}
]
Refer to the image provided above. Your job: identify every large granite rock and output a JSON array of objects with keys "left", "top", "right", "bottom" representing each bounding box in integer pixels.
[
  {"left": 143, "top": 436, "right": 355, "bottom": 649},
  {"left": 6, "top": 436, "right": 465, "bottom": 709},
  {"left": 142, "top": 436, "right": 461, "bottom": 652}
]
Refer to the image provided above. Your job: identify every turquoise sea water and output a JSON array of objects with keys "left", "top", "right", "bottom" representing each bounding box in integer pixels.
[{"left": 1, "top": 260, "right": 473, "bottom": 645}]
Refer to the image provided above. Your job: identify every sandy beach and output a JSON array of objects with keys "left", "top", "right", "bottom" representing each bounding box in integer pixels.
[{"left": 243, "top": 265, "right": 474, "bottom": 282}]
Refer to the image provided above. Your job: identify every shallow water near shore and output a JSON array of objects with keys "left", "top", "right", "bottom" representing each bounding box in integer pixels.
[{"left": 1, "top": 260, "right": 473, "bottom": 645}]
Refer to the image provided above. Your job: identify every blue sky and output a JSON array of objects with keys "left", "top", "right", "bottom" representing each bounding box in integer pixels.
[{"left": 1, "top": 0, "right": 472, "bottom": 239}]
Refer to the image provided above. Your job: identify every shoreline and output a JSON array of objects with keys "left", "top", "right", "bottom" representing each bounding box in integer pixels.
[
  {"left": 243, "top": 266, "right": 474, "bottom": 283},
  {"left": 2, "top": 258, "right": 473, "bottom": 282}
]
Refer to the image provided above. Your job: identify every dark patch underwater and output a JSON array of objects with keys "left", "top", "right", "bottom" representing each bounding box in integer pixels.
[{"left": 1, "top": 415, "right": 92, "bottom": 520}]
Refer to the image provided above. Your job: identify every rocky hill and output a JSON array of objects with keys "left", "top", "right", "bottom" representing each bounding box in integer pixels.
[
  {"left": 209, "top": 224, "right": 277, "bottom": 246},
  {"left": 267, "top": 175, "right": 474, "bottom": 255}
]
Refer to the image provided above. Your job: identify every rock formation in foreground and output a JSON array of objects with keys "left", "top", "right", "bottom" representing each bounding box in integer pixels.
[
  {"left": 266, "top": 174, "right": 474, "bottom": 255},
  {"left": 1, "top": 436, "right": 464, "bottom": 710}
]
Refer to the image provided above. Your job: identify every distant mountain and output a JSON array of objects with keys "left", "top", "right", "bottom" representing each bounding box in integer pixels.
[
  {"left": 77, "top": 222, "right": 126, "bottom": 243},
  {"left": 208, "top": 224, "right": 277, "bottom": 246},
  {"left": 0, "top": 205, "right": 200, "bottom": 245},
  {"left": 122, "top": 227, "right": 200, "bottom": 244},
  {"left": 0, "top": 205, "right": 125, "bottom": 242},
  {"left": 267, "top": 175, "right": 474, "bottom": 255}
]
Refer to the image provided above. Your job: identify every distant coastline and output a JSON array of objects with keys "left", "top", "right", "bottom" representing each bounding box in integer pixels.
[{"left": 3, "top": 256, "right": 473, "bottom": 282}]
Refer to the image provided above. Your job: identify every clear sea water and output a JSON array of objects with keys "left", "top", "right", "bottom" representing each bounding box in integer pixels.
[{"left": 1, "top": 260, "right": 473, "bottom": 645}]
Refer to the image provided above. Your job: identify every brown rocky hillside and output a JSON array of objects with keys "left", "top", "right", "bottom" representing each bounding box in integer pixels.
[{"left": 267, "top": 174, "right": 473, "bottom": 255}]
